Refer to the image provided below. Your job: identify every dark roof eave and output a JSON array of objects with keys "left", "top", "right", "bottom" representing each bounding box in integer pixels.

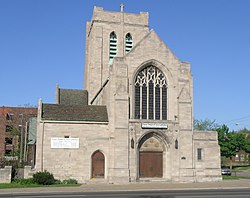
[{"left": 40, "top": 118, "right": 109, "bottom": 124}]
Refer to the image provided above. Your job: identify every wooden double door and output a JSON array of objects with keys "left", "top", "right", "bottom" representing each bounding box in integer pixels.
[{"left": 139, "top": 151, "right": 163, "bottom": 178}]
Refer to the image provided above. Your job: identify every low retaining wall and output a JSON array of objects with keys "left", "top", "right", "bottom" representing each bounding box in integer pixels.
[
  {"left": 0, "top": 166, "right": 12, "bottom": 183},
  {"left": 24, "top": 166, "right": 36, "bottom": 179}
]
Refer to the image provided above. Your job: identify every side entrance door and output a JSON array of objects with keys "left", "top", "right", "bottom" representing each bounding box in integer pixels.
[
  {"left": 139, "top": 151, "right": 163, "bottom": 178},
  {"left": 92, "top": 151, "right": 105, "bottom": 178}
]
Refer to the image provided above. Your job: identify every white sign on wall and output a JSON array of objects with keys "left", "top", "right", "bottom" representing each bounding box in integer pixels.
[
  {"left": 51, "top": 137, "right": 79, "bottom": 149},
  {"left": 141, "top": 122, "right": 168, "bottom": 129}
]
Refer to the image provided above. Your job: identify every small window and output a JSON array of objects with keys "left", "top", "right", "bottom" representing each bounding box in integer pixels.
[
  {"left": 175, "top": 139, "right": 178, "bottom": 149},
  {"left": 109, "top": 31, "right": 117, "bottom": 64},
  {"left": 125, "top": 33, "right": 132, "bottom": 53},
  {"left": 5, "top": 149, "right": 12, "bottom": 155},
  {"left": 5, "top": 125, "right": 13, "bottom": 132},
  {"left": 5, "top": 138, "right": 13, "bottom": 145},
  {"left": 240, "top": 154, "right": 245, "bottom": 161},
  {"left": 6, "top": 113, "right": 14, "bottom": 121},
  {"left": 197, "top": 148, "right": 202, "bottom": 160}
]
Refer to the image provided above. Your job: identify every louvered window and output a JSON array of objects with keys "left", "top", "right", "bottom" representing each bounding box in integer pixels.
[
  {"left": 134, "top": 66, "right": 167, "bottom": 120},
  {"left": 125, "top": 33, "right": 132, "bottom": 53},
  {"left": 109, "top": 32, "right": 117, "bottom": 64}
]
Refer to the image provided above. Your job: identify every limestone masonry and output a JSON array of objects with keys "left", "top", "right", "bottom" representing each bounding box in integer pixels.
[{"left": 35, "top": 6, "right": 222, "bottom": 183}]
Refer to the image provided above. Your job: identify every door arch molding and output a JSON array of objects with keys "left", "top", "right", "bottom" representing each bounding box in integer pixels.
[{"left": 137, "top": 131, "right": 170, "bottom": 150}]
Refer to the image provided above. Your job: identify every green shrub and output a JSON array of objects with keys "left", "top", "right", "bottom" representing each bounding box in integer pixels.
[
  {"left": 12, "top": 178, "right": 34, "bottom": 185},
  {"left": 62, "top": 178, "right": 78, "bottom": 184},
  {"left": 54, "top": 179, "right": 62, "bottom": 184},
  {"left": 32, "top": 170, "right": 55, "bottom": 185}
]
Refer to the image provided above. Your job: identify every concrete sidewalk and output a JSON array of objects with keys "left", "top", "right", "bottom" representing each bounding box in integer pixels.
[{"left": 0, "top": 179, "right": 249, "bottom": 194}]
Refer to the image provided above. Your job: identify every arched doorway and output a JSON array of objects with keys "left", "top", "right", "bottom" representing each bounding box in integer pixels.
[
  {"left": 138, "top": 133, "right": 164, "bottom": 178},
  {"left": 91, "top": 151, "right": 105, "bottom": 178}
]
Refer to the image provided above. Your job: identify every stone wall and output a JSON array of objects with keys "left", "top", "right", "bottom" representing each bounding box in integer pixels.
[
  {"left": 193, "top": 131, "right": 222, "bottom": 182},
  {"left": 35, "top": 122, "right": 109, "bottom": 183},
  {"left": 23, "top": 166, "right": 36, "bottom": 179},
  {"left": 0, "top": 166, "right": 11, "bottom": 183}
]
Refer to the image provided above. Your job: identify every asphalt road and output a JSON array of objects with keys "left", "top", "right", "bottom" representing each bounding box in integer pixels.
[{"left": 1, "top": 189, "right": 250, "bottom": 198}]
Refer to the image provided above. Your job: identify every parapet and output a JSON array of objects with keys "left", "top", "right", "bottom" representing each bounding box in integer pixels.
[{"left": 91, "top": 6, "right": 149, "bottom": 27}]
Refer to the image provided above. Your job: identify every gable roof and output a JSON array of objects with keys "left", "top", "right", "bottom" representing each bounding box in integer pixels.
[
  {"left": 42, "top": 104, "right": 108, "bottom": 122},
  {"left": 58, "top": 89, "right": 88, "bottom": 106},
  {"left": 124, "top": 29, "right": 180, "bottom": 62}
]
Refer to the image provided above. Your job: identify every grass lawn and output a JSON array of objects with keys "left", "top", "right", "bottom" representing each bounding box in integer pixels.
[
  {"left": 233, "top": 165, "right": 250, "bottom": 171},
  {"left": 223, "top": 175, "right": 250, "bottom": 180},
  {"left": 0, "top": 183, "right": 80, "bottom": 189}
]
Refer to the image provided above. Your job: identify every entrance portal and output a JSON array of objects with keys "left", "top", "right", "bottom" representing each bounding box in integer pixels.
[{"left": 138, "top": 134, "right": 164, "bottom": 178}]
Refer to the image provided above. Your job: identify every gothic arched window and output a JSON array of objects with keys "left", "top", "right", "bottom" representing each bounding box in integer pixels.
[
  {"left": 134, "top": 65, "right": 167, "bottom": 120},
  {"left": 125, "top": 33, "right": 132, "bottom": 53},
  {"left": 109, "top": 31, "right": 117, "bottom": 64}
]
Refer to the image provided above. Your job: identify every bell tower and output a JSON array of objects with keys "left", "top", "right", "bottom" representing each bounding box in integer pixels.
[{"left": 84, "top": 6, "right": 149, "bottom": 103}]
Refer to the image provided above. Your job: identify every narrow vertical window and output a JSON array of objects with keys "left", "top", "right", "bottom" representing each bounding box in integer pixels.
[
  {"left": 134, "top": 65, "right": 167, "bottom": 120},
  {"left": 109, "top": 32, "right": 117, "bottom": 64},
  {"left": 197, "top": 148, "right": 202, "bottom": 160},
  {"left": 148, "top": 81, "right": 154, "bottom": 119},
  {"left": 134, "top": 85, "right": 140, "bottom": 119},
  {"left": 125, "top": 33, "right": 132, "bottom": 53},
  {"left": 162, "top": 85, "right": 167, "bottom": 120},
  {"left": 142, "top": 84, "right": 147, "bottom": 119},
  {"left": 155, "top": 84, "right": 160, "bottom": 120},
  {"left": 175, "top": 139, "right": 178, "bottom": 149}
]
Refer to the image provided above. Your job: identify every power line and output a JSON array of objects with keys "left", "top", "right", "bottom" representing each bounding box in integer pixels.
[{"left": 223, "top": 115, "right": 250, "bottom": 124}]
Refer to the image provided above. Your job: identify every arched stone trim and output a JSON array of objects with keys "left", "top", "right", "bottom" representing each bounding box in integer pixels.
[{"left": 137, "top": 131, "right": 170, "bottom": 150}]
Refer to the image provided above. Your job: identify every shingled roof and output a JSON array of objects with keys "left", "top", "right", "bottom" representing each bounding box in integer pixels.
[
  {"left": 42, "top": 104, "right": 108, "bottom": 122},
  {"left": 58, "top": 89, "right": 88, "bottom": 106}
]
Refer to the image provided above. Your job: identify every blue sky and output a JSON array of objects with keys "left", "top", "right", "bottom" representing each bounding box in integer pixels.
[{"left": 0, "top": 0, "right": 250, "bottom": 130}]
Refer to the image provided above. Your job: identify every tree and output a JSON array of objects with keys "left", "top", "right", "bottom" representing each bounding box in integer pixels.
[
  {"left": 216, "top": 125, "right": 250, "bottom": 168},
  {"left": 216, "top": 125, "right": 235, "bottom": 158},
  {"left": 194, "top": 119, "right": 220, "bottom": 131},
  {"left": 216, "top": 124, "right": 238, "bottom": 169},
  {"left": 238, "top": 128, "right": 250, "bottom": 154}
]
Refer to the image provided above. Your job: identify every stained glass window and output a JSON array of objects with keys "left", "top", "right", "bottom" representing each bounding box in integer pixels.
[{"left": 134, "top": 66, "right": 167, "bottom": 120}]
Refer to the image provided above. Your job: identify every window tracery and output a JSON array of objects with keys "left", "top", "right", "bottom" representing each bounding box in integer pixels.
[{"left": 134, "top": 65, "right": 167, "bottom": 120}]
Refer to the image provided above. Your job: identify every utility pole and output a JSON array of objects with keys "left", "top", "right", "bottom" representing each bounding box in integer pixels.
[
  {"left": 23, "top": 121, "right": 28, "bottom": 162},
  {"left": 19, "top": 113, "right": 24, "bottom": 164}
]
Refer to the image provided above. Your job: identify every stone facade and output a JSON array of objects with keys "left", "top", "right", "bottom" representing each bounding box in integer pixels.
[{"left": 35, "top": 6, "right": 222, "bottom": 184}]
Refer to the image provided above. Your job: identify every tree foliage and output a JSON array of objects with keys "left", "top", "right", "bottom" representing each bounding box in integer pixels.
[
  {"left": 216, "top": 124, "right": 236, "bottom": 158},
  {"left": 216, "top": 125, "right": 250, "bottom": 158},
  {"left": 194, "top": 119, "right": 220, "bottom": 131},
  {"left": 238, "top": 128, "right": 250, "bottom": 153}
]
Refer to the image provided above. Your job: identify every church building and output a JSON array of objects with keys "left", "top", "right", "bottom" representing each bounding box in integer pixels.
[{"left": 35, "top": 6, "right": 222, "bottom": 183}]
